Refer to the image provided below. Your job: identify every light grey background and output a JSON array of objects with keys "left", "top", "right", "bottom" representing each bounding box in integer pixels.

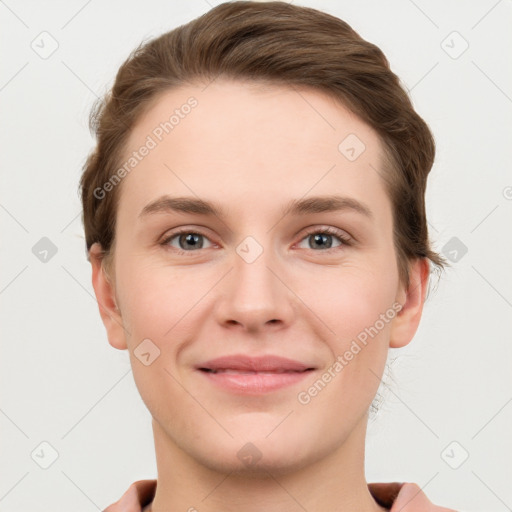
[{"left": 1, "top": 1, "right": 511, "bottom": 511}]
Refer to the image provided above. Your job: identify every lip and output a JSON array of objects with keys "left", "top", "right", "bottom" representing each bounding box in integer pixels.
[{"left": 196, "top": 354, "right": 315, "bottom": 395}]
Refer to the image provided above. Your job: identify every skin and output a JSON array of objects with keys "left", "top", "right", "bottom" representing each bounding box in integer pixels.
[{"left": 90, "top": 79, "right": 429, "bottom": 512}]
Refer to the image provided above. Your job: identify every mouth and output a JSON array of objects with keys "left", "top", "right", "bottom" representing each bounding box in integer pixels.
[
  {"left": 199, "top": 368, "right": 314, "bottom": 374},
  {"left": 196, "top": 355, "right": 316, "bottom": 394}
]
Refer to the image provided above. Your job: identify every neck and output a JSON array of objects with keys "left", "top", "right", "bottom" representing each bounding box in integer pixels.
[{"left": 147, "top": 413, "right": 387, "bottom": 512}]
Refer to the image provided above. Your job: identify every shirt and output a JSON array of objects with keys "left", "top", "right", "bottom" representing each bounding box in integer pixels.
[{"left": 102, "top": 479, "right": 458, "bottom": 511}]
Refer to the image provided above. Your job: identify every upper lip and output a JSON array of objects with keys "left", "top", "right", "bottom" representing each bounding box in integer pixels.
[{"left": 197, "top": 354, "right": 315, "bottom": 373}]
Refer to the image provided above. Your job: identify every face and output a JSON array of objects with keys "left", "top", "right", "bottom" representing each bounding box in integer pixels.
[{"left": 91, "top": 79, "right": 427, "bottom": 475}]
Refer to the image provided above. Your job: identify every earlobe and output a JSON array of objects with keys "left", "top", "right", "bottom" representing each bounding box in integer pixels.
[
  {"left": 389, "top": 258, "right": 430, "bottom": 349},
  {"left": 89, "top": 243, "right": 128, "bottom": 350}
]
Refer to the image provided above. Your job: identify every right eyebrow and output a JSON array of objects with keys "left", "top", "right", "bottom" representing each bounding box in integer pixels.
[{"left": 139, "top": 195, "right": 228, "bottom": 220}]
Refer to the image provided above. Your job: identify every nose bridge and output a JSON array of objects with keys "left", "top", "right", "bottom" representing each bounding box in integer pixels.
[{"left": 217, "top": 232, "right": 293, "bottom": 328}]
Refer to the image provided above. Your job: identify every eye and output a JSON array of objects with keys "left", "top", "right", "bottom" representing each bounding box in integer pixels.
[
  {"left": 160, "top": 229, "right": 214, "bottom": 253},
  {"left": 159, "top": 226, "right": 352, "bottom": 256},
  {"left": 296, "top": 227, "right": 352, "bottom": 251}
]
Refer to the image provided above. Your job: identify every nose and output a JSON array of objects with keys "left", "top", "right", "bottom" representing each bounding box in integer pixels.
[{"left": 215, "top": 237, "right": 295, "bottom": 332}]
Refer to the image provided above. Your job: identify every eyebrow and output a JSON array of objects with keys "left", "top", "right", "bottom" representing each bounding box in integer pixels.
[{"left": 138, "top": 194, "right": 374, "bottom": 221}]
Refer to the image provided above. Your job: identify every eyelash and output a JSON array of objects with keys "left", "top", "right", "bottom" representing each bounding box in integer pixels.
[{"left": 159, "top": 226, "right": 353, "bottom": 256}]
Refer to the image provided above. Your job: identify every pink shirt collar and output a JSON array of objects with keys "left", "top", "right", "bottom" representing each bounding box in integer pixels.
[{"left": 103, "top": 479, "right": 457, "bottom": 511}]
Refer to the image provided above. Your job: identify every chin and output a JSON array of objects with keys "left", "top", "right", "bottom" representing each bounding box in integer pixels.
[
  {"left": 197, "top": 445, "right": 313, "bottom": 478},
  {"left": 185, "top": 426, "right": 326, "bottom": 477}
]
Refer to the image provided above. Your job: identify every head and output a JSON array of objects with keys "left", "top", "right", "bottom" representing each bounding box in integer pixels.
[{"left": 81, "top": 1, "right": 447, "bottom": 474}]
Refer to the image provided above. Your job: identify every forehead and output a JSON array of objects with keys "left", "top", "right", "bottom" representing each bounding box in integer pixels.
[
  {"left": 128, "top": 78, "right": 383, "bottom": 158},
  {"left": 118, "top": 78, "right": 390, "bottom": 224}
]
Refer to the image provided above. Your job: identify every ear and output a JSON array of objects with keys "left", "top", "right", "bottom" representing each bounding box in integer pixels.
[
  {"left": 389, "top": 258, "right": 430, "bottom": 349},
  {"left": 89, "top": 243, "right": 128, "bottom": 350}
]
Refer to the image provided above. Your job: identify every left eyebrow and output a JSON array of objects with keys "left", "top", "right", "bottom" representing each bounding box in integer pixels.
[
  {"left": 282, "top": 194, "right": 374, "bottom": 220},
  {"left": 138, "top": 194, "right": 374, "bottom": 221}
]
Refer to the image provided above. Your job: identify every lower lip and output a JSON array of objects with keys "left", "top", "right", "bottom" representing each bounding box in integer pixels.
[{"left": 198, "top": 370, "right": 313, "bottom": 394}]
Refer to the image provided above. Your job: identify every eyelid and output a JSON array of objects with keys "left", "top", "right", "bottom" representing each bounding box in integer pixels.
[{"left": 159, "top": 226, "right": 216, "bottom": 250}]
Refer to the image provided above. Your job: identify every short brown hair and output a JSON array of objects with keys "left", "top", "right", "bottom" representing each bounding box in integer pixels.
[{"left": 80, "top": 0, "right": 447, "bottom": 290}]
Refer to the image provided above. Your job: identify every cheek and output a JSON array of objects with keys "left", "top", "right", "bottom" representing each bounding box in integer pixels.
[
  {"left": 115, "top": 261, "right": 215, "bottom": 407},
  {"left": 294, "top": 257, "right": 398, "bottom": 342},
  {"left": 336, "top": 282, "right": 396, "bottom": 347},
  {"left": 118, "top": 263, "right": 200, "bottom": 426},
  {"left": 295, "top": 264, "right": 396, "bottom": 400},
  {"left": 117, "top": 258, "right": 206, "bottom": 342}
]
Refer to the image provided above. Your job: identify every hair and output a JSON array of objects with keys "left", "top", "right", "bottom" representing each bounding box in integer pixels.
[{"left": 79, "top": 0, "right": 448, "bottom": 291}]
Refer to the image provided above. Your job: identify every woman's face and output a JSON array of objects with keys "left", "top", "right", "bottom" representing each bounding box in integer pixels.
[{"left": 91, "top": 79, "right": 426, "bottom": 474}]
